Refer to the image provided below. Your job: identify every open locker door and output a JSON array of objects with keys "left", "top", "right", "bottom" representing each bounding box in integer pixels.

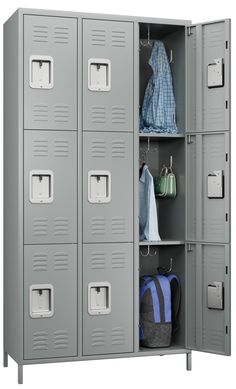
[{"left": 186, "top": 19, "right": 231, "bottom": 355}]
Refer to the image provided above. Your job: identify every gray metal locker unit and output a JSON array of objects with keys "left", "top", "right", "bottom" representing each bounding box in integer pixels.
[{"left": 3, "top": 9, "right": 231, "bottom": 384}]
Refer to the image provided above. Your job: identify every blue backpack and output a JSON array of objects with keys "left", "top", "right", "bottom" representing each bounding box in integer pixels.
[{"left": 140, "top": 274, "right": 181, "bottom": 348}]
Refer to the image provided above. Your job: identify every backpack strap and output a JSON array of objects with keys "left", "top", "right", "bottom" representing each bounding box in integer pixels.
[
  {"left": 153, "top": 275, "right": 171, "bottom": 323},
  {"left": 140, "top": 277, "right": 161, "bottom": 323},
  {"left": 167, "top": 274, "right": 181, "bottom": 333}
]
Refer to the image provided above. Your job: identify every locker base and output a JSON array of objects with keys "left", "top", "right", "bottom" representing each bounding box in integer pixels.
[
  {"left": 186, "top": 352, "right": 192, "bottom": 371},
  {"left": 3, "top": 350, "right": 8, "bottom": 367},
  {"left": 18, "top": 364, "right": 23, "bottom": 385}
]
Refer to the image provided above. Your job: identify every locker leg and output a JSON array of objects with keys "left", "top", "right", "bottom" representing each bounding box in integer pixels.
[
  {"left": 186, "top": 352, "right": 192, "bottom": 371},
  {"left": 3, "top": 350, "right": 8, "bottom": 367},
  {"left": 18, "top": 364, "right": 23, "bottom": 385}
]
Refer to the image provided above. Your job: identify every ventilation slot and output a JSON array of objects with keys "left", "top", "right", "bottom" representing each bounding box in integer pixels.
[
  {"left": 54, "top": 105, "right": 69, "bottom": 123},
  {"left": 91, "top": 29, "right": 106, "bottom": 46},
  {"left": 54, "top": 139, "right": 69, "bottom": 157},
  {"left": 203, "top": 26, "right": 224, "bottom": 48},
  {"left": 53, "top": 330, "right": 69, "bottom": 349},
  {"left": 91, "top": 328, "right": 105, "bottom": 347},
  {"left": 112, "top": 217, "right": 125, "bottom": 234},
  {"left": 112, "top": 251, "right": 126, "bottom": 269},
  {"left": 33, "top": 139, "right": 49, "bottom": 157},
  {"left": 33, "top": 104, "right": 49, "bottom": 122},
  {"left": 91, "top": 251, "right": 106, "bottom": 270},
  {"left": 91, "top": 217, "right": 106, "bottom": 235},
  {"left": 32, "top": 252, "right": 48, "bottom": 272},
  {"left": 32, "top": 331, "right": 49, "bottom": 351},
  {"left": 203, "top": 328, "right": 224, "bottom": 349},
  {"left": 33, "top": 218, "right": 48, "bottom": 236},
  {"left": 111, "top": 327, "right": 125, "bottom": 345},
  {"left": 54, "top": 252, "right": 69, "bottom": 271},
  {"left": 111, "top": 106, "right": 126, "bottom": 124},
  {"left": 91, "top": 140, "right": 106, "bottom": 158},
  {"left": 112, "top": 140, "right": 126, "bottom": 158},
  {"left": 111, "top": 31, "right": 126, "bottom": 47},
  {"left": 54, "top": 217, "right": 69, "bottom": 236},
  {"left": 54, "top": 27, "right": 69, "bottom": 44},
  {"left": 33, "top": 25, "right": 49, "bottom": 43},
  {"left": 203, "top": 218, "right": 224, "bottom": 241},
  {"left": 91, "top": 106, "right": 106, "bottom": 123},
  {"left": 203, "top": 107, "right": 224, "bottom": 129}
]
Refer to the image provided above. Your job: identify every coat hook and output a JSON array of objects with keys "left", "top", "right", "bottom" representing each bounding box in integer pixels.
[
  {"left": 169, "top": 49, "right": 173, "bottom": 64},
  {"left": 140, "top": 245, "right": 150, "bottom": 257},
  {"left": 147, "top": 136, "right": 150, "bottom": 152},
  {"left": 149, "top": 247, "right": 157, "bottom": 256}
]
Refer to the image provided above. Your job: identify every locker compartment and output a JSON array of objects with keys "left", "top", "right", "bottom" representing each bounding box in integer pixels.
[
  {"left": 186, "top": 243, "right": 230, "bottom": 355},
  {"left": 24, "top": 244, "right": 77, "bottom": 359},
  {"left": 83, "top": 19, "right": 133, "bottom": 132},
  {"left": 139, "top": 23, "right": 186, "bottom": 133},
  {"left": 139, "top": 136, "right": 185, "bottom": 242},
  {"left": 187, "top": 20, "right": 230, "bottom": 132},
  {"left": 139, "top": 244, "right": 185, "bottom": 351},
  {"left": 83, "top": 132, "right": 133, "bottom": 243},
  {"left": 24, "top": 131, "right": 77, "bottom": 244},
  {"left": 24, "top": 15, "right": 77, "bottom": 130},
  {"left": 186, "top": 132, "right": 230, "bottom": 243},
  {"left": 82, "top": 243, "right": 133, "bottom": 355}
]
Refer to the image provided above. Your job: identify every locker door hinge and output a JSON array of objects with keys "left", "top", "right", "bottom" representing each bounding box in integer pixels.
[
  {"left": 187, "top": 243, "right": 193, "bottom": 252},
  {"left": 187, "top": 27, "right": 193, "bottom": 36},
  {"left": 187, "top": 135, "right": 192, "bottom": 144}
]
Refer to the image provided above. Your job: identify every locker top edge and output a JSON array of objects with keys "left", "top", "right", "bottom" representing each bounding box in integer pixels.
[{"left": 4, "top": 7, "right": 192, "bottom": 26}]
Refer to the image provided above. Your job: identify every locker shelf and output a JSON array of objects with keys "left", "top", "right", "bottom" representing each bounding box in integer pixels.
[
  {"left": 139, "top": 133, "right": 185, "bottom": 140},
  {"left": 139, "top": 240, "right": 185, "bottom": 246},
  {"left": 139, "top": 345, "right": 187, "bottom": 355}
]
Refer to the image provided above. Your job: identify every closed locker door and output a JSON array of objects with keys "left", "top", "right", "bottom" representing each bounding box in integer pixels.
[
  {"left": 24, "top": 15, "right": 77, "bottom": 130},
  {"left": 186, "top": 243, "right": 230, "bottom": 355},
  {"left": 187, "top": 20, "right": 230, "bottom": 133},
  {"left": 83, "top": 132, "right": 133, "bottom": 243},
  {"left": 24, "top": 244, "right": 77, "bottom": 359},
  {"left": 83, "top": 243, "right": 133, "bottom": 355},
  {"left": 83, "top": 19, "right": 133, "bottom": 132},
  {"left": 186, "top": 132, "right": 230, "bottom": 243},
  {"left": 24, "top": 131, "right": 77, "bottom": 244}
]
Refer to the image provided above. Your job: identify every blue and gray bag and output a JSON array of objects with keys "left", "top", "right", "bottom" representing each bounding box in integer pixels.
[{"left": 140, "top": 274, "right": 181, "bottom": 348}]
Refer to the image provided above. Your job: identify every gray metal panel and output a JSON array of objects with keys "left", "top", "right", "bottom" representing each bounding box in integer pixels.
[
  {"left": 186, "top": 132, "right": 229, "bottom": 243},
  {"left": 24, "top": 15, "right": 77, "bottom": 130},
  {"left": 186, "top": 243, "right": 230, "bottom": 355},
  {"left": 24, "top": 130, "right": 77, "bottom": 244},
  {"left": 187, "top": 20, "right": 230, "bottom": 132},
  {"left": 83, "top": 243, "right": 133, "bottom": 355},
  {"left": 24, "top": 244, "right": 77, "bottom": 359},
  {"left": 83, "top": 132, "right": 133, "bottom": 243},
  {"left": 4, "top": 9, "right": 24, "bottom": 363},
  {"left": 83, "top": 19, "right": 133, "bottom": 132}
]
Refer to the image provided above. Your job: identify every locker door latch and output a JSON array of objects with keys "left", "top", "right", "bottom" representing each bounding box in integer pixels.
[
  {"left": 207, "top": 281, "right": 224, "bottom": 310},
  {"left": 30, "top": 170, "right": 54, "bottom": 203},
  {"left": 30, "top": 284, "right": 54, "bottom": 318},
  {"left": 88, "top": 170, "right": 111, "bottom": 203},
  {"left": 88, "top": 282, "right": 111, "bottom": 315},
  {"left": 88, "top": 58, "right": 111, "bottom": 91},
  {"left": 29, "top": 55, "right": 54, "bottom": 89},
  {"left": 207, "top": 58, "right": 224, "bottom": 88}
]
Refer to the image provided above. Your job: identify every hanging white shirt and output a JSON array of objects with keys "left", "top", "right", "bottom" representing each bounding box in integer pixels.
[{"left": 139, "top": 164, "right": 161, "bottom": 241}]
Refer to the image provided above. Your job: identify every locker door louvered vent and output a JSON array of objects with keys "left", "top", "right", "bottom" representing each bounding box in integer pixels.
[
  {"left": 53, "top": 330, "right": 69, "bottom": 349},
  {"left": 54, "top": 217, "right": 69, "bottom": 236},
  {"left": 33, "top": 25, "right": 49, "bottom": 43},
  {"left": 33, "top": 217, "right": 48, "bottom": 236},
  {"left": 111, "top": 251, "right": 126, "bottom": 269},
  {"left": 33, "top": 104, "right": 49, "bottom": 123},
  {"left": 91, "top": 217, "right": 106, "bottom": 235},
  {"left": 32, "top": 252, "right": 48, "bottom": 272},
  {"left": 91, "top": 29, "right": 106, "bottom": 46},
  {"left": 54, "top": 252, "right": 69, "bottom": 271},
  {"left": 54, "top": 105, "right": 69, "bottom": 123},
  {"left": 90, "top": 140, "right": 106, "bottom": 158},
  {"left": 33, "top": 139, "right": 49, "bottom": 157},
  {"left": 54, "top": 26, "right": 69, "bottom": 44},
  {"left": 111, "top": 140, "right": 126, "bottom": 158},
  {"left": 111, "top": 327, "right": 125, "bottom": 345},
  {"left": 202, "top": 328, "right": 225, "bottom": 351},
  {"left": 111, "top": 30, "right": 126, "bottom": 47},
  {"left": 91, "top": 106, "right": 106, "bottom": 124},
  {"left": 111, "top": 106, "right": 126, "bottom": 124},
  {"left": 111, "top": 217, "right": 126, "bottom": 235},
  {"left": 54, "top": 138, "right": 69, "bottom": 157},
  {"left": 91, "top": 328, "right": 105, "bottom": 347},
  {"left": 203, "top": 22, "right": 225, "bottom": 48},
  {"left": 90, "top": 251, "right": 106, "bottom": 270},
  {"left": 32, "top": 331, "right": 49, "bottom": 351}
]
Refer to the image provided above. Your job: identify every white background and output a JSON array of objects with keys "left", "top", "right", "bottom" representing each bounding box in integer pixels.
[{"left": 0, "top": 0, "right": 234, "bottom": 387}]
